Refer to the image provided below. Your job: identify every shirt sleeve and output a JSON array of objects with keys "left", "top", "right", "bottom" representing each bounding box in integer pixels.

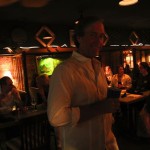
[{"left": 47, "top": 64, "right": 80, "bottom": 127}]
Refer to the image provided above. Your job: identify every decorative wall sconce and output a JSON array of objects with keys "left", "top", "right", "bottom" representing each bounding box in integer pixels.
[
  {"left": 129, "top": 31, "right": 139, "bottom": 45},
  {"left": 36, "top": 26, "right": 55, "bottom": 47}
]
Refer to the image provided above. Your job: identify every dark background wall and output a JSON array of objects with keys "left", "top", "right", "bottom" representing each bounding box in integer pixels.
[{"left": 0, "top": 21, "right": 150, "bottom": 50}]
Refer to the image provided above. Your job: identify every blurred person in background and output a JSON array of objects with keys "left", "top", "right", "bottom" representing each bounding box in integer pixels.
[
  {"left": 105, "top": 65, "right": 113, "bottom": 85},
  {"left": 137, "top": 98, "right": 150, "bottom": 138},
  {"left": 134, "top": 62, "right": 150, "bottom": 138},
  {"left": 110, "top": 65, "right": 132, "bottom": 90},
  {"left": 36, "top": 73, "right": 50, "bottom": 104},
  {"left": 0, "top": 76, "right": 22, "bottom": 109},
  {"left": 133, "top": 62, "right": 150, "bottom": 93}
]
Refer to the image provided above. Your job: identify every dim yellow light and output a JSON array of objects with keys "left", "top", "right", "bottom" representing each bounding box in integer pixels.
[{"left": 119, "top": 0, "right": 138, "bottom": 6}]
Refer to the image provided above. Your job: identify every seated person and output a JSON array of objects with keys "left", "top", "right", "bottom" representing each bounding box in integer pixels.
[
  {"left": 133, "top": 62, "right": 150, "bottom": 93},
  {"left": 137, "top": 97, "right": 150, "bottom": 138},
  {"left": 133, "top": 62, "right": 150, "bottom": 137},
  {"left": 35, "top": 74, "right": 50, "bottom": 104},
  {"left": 110, "top": 65, "right": 132, "bottom": 90},
  {"left": 0, "top": 76, "right": 22, "bottom": 109}
]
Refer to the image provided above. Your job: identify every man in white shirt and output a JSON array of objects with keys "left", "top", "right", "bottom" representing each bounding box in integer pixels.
[{"left": 47, "top": 16, "right": 120, "bottom": 150}]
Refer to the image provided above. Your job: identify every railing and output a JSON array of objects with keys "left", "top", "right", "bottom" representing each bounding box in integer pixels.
[{"left": 0, "top": 105, "right": 56, "bottom": 150}]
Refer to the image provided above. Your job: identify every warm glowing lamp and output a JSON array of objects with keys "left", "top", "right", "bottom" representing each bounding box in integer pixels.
[
  {"left": 3, "top": 71, "right": 13, "bottom": 79},
  {"left": 119, "top": 0, "right": 138, "bottom": 6}
]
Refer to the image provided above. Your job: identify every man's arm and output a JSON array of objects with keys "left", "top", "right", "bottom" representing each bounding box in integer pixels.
[{"left": 79, "top": 98, "right": 120, "bottom": 123}]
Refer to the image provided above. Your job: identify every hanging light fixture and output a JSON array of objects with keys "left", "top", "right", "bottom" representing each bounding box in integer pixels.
[{"left": 119, "top": 0, "right": 138, "bottom": 6}]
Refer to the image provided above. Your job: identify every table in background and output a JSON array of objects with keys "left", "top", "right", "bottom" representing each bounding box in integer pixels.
[
  {"left": 0, "top": 104, "right": 56, "bottom": 150},
  {"left": 118, "top": 91, "right": 150, "bottom": 134}
]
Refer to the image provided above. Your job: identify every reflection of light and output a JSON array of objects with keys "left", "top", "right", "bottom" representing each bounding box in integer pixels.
[
  {"left": 121, "top": 45, "right": 129, "bottom": 46},
  {"left": 110, "top": 45, "right": 120, "bottom": 46},
  {"left": 43, "top": 36, "right": 52, "bottom": 39},
  {"left": 61, "top": 44, "right": 67, "bottom": 47},
  {"left": 48, "top": 45, "right": 59, "bottom": 48},
  {"left": 75, "top": 20, "right": 79, "bottom": 24},
  {"left": 20, "top": 46, "right": 40, "bottom": 49},
  {"left": 148, "top": 56, "right": 150, "bottom": 62},
  {"left": 3, "top": 47, "right": 14, "bottom": 53}
]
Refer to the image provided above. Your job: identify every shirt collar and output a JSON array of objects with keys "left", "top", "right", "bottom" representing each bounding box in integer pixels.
[
  {"left": 72, "top": 50, "right": 101, "bottom": 65},
  {"left": 72, "top": 50, "right": 91, "bottom": 63}
]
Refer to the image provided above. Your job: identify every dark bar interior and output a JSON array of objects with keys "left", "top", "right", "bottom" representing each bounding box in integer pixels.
[{"left": 0, "top": 0, "right": 150, "bottom": 150}]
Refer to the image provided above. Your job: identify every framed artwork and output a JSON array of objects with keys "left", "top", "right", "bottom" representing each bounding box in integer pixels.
[{"left": 36, "top": 26, "right": 55, "bottom": 47}]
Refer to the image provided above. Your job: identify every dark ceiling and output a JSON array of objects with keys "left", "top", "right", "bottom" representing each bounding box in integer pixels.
[{"left": 0, "top": 0, "right": 150, "bottom": 29}]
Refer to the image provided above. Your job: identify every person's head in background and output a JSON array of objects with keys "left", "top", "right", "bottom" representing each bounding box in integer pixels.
[
  {"left": 139, "top": 62, "right": 150, "bottom": 76},
  {"left": 36, "top": 74, "right": 50, "bottom": 103},
  {"left": 105, "top": 66, "right": 112, "bottom": 74},
  {"left": 105, "top": 66, "right": 113, "bottom": 85},
  {"left": 74, "top": 16, "right": 106, "bottom": 58},
  {"left": 36, "top": 74, "right": 49, "bottom": 89},
  {"left": 117, "top": 65, "right": 125, "bottom": 76},
  {"left": 0, "top": 76, "right": 14, "bottom": 94}
]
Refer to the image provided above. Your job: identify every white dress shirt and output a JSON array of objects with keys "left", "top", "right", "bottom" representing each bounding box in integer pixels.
[{"left": 47, "top": 51, "right": 119, "bottom": 150}]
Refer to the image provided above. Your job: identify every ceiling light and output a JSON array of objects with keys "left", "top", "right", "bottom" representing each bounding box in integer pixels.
[{"left": 119, "top": 0, "right": 138, "bottom": 6}]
